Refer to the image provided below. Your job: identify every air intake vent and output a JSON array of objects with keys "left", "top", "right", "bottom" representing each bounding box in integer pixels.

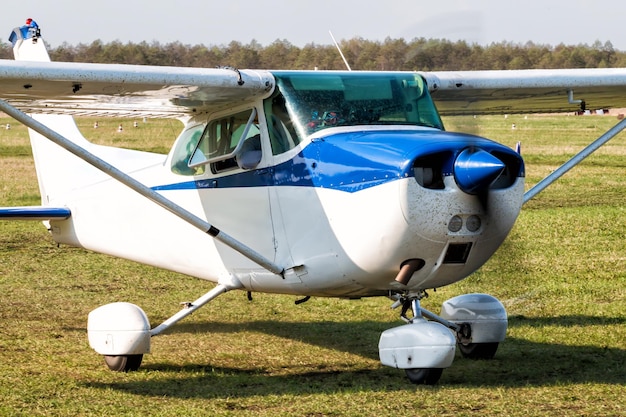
[
  {"left": 413, "top": 151, "right": 451, "bottom": 190},
  {"left": 443, "top": 243, "right": 472, "bottom": 264}
]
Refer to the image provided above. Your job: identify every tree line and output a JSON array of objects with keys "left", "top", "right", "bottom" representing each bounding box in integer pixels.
[{"left": 2, "top": 37, "right": 624, "bottom": 71}]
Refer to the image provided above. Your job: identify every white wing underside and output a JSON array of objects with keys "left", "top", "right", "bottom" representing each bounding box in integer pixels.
[
  {"left": 1, "top": 59, "right": 626, "bottom": 117},
  {"left": 422, "top": 68, "right": 626, "bottom": 115},
  {"left": 0, "top": 60, "right": 274, "bottom": 118}
]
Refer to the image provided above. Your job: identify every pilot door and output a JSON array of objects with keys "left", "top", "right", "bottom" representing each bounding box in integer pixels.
[{"left": 185, "top": 107, "right": 278, "bottom": 267}]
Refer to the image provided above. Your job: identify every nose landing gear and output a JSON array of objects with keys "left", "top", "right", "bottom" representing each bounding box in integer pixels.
[{"left": 379, "top": 291, "right": 508, "bottom": 384}]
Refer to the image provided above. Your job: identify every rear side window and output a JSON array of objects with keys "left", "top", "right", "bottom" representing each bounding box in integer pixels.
[{"left": 171, "top": 124, "right": 206, "bottom": 176}]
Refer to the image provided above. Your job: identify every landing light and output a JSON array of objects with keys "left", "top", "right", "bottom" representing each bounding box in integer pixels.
[
  {"left": 448, "top": 215, "right": 482, "bottom": 233},
  {"left": 466, "top": 215, "right": 481, "bottom": 232},
  {"left": 448, "top": 215, "right": 463, "bottom": 232}
]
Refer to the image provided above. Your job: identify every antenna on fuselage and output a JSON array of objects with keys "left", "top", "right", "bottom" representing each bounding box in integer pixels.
[{"left": 329, "top": 30, "right": 352, "bottom": 71}]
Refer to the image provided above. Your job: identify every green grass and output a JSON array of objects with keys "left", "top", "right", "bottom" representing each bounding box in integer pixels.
[{"left": 0, "top": 115, "right": 624, "bottom": 416}]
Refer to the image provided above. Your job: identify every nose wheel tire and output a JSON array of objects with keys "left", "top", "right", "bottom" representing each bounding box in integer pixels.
[
  {"left": 104, "top": 354, "right": 143, "bottom": 372},
  {"left": 404, "top": 368, "right": 443, "bottom": 385}
]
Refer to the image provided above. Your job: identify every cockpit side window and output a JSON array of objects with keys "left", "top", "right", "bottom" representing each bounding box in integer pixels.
[
  {"left": 171, "top": 123, "right": 206, "bottom": 176},
  {"left": 189, "top": 108, "right": 261, "bottom": 173}
]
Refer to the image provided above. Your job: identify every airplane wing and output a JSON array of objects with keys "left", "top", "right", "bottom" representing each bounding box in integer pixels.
[
  {"left": 420, "top": 68, "right": 626, "bottom": 115},
  {"left": 0, "top": 59, "right": 274, "bottom": 118},
  {"left": 2, "top": 24, "right": 626, "bottom": 118},
  {"left": 3, "top": 61, "right": 626, "bottom": 118}
]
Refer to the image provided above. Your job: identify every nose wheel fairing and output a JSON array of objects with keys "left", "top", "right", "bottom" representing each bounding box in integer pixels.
[{"left": 379, "top": 318, "right": 456, "bottom": 370}]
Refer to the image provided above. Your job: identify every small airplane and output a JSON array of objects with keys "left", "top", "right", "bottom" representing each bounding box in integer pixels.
[{"left": 1, "top": 19, "right": 625, "bottom": 385}]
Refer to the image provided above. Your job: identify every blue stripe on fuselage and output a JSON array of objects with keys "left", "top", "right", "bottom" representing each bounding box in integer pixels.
[{"left": 152, "top": 129, "right": 522, "bottom": 193}]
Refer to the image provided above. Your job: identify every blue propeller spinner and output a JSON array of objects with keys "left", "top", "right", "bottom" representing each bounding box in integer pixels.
[{"left": 453, "top": 148, "right": 506, "bottom": 194}]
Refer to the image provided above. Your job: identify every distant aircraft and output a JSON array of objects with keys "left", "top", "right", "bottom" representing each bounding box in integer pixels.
[{"left": 1, "top": 19, "right": 625, "bottom": 384}]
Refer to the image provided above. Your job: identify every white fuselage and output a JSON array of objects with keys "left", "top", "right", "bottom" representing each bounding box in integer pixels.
[{"left": 38, "top": 119, "right": 524, "bottom": 298}]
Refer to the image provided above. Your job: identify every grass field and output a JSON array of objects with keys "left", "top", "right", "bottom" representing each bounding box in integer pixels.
[{"left": 0, "top": 115, "right": 624, "bottom": 416}]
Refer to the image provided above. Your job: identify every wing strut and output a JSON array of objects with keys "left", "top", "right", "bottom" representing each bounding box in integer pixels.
[
  {"left": 523, "top": 117, "right": 626, "bottom": 204},
  {"left": 0, "top": 99, "right": 285, "bottom": 276}
]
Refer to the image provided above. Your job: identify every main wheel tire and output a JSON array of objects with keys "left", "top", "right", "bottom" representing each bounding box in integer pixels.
[
  {"left": 104, "top": 354, "right": 143, "bottom": 372},
  {"left": 458, "top": 342, "right": 499, "bottom": 359},
  {"left": 405, "top": 368, "right": 443, "bottom": 385}
]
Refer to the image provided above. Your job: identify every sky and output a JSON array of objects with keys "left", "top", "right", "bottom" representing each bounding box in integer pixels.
[{"left": 3, "top": 0, "right": 626, "bottom": 51}]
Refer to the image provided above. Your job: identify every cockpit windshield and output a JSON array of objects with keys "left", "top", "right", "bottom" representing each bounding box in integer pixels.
[{"left": 270, "top": 71, "right": 444, "bottom": 140}]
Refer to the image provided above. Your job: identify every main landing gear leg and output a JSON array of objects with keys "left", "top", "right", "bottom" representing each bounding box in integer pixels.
[
  {"left": 88, "top": 283, "right": 232, "bottom": 372},
  {"left": 150, "top": 283, "right": 230, "bottom": 337}
]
